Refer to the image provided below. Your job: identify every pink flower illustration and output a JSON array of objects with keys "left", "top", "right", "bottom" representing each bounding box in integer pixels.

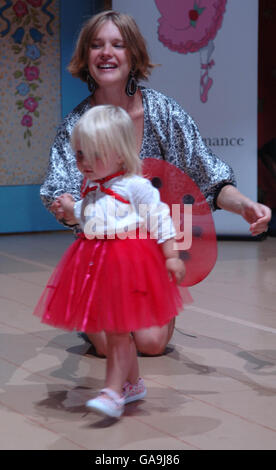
[
  {"left": 155, "top": 0, "right": 227, "bottom": 54},
  {"left": 24, "top": 66, "right": 39, "bottom": 81},
  {"left": 27, "top": 0, "right": 43, "bottom": 7},
  {"left": 21, "top": 115, "right": 33, "bottom": 127},
  {"left": 24, "top": 97, "right": 38, "bottom": 112},
  {"left": 13, "top": 0, "right": 29, "bottom": 18},
  {"left": 189, "top": 9, "right": 199, "bottom": 22}
]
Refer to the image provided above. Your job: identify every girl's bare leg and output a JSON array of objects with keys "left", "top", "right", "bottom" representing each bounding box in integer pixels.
[{"left": 105, "top": 333, "right": 139, "bottom": 395}]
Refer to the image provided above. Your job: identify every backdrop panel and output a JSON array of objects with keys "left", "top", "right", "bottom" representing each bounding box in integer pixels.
[{"left": 113, "top": 0, "right": 259, "bottom": 236}]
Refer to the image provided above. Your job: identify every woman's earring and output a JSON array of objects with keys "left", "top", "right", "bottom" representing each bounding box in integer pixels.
[
  {"left": 125, "top": 69, "right": 138, "bottom": 96},
  {"left": 87, "top": 73, "right": 97, "bottom": 95}
]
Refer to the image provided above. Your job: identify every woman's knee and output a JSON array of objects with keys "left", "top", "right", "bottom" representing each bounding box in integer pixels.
[
  {"left": 133, "top": 330, "right": 168, "bottom": 356},
  {"left": 133, "top": 319, "right": 176, "bottom": 356},
  {"left": 139, "top": 341, "right": 166, "bottom": 356}
]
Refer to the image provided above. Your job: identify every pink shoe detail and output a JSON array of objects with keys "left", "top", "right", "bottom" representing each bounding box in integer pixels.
[
  {"left": 123, "top": 377, "right": 147, "bottom": 404},
  {"left": 200, "top": 75, "right": 213, "bottom": 102},
  {"left": 200, "top": 61, "right": 215, "bottom": 103}
]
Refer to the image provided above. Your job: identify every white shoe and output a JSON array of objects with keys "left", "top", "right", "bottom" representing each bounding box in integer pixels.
[{"left": 86, "top": 388, "right": 124, "bottom": 418}]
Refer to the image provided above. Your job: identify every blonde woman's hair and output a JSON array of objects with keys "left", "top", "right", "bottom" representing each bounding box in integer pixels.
[
  {"left": 68, "top": 10, "right": 156, "bottom": 83},
  {"left": 70, "top": 105, "right": 141, "bottom": 175}
]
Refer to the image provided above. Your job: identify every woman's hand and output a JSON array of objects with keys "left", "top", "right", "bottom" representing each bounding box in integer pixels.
[
  {"left": 240, "top": 201, "right": 271, "bottom": 236},
  {"left": 50, "top": 199, "right": 64, "bottom": 220},
  {"left": 50, "top": 193, "right": 77, "bottom": 225},
  {"left": 217, "top": 185, "right": 271, "bottom": 236}
]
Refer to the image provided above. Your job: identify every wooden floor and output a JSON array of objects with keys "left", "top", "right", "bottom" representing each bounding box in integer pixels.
[{"left": 0, "top": 231, "right": 276, "bottom": 450}]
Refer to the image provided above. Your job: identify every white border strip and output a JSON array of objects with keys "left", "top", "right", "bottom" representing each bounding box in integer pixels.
[{"left": 189, "top": 305, "right": 276, "bottom": 335}]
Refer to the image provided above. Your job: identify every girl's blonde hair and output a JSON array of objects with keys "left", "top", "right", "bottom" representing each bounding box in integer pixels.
[
  {"left": 68, "top": 10, "right": 156, "bottom": 82},
  {"left": 70, "top": 105, "right": 141, "bottom": 175}
]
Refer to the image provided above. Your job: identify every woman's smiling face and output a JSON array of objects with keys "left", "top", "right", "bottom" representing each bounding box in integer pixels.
[{"left": 88, "top": 20, "right": 131, "bottom": 89}]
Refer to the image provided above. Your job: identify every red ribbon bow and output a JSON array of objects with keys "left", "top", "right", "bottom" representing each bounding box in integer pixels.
[{"left": 81, "top": 170, "right": 130, "bottom": 204}]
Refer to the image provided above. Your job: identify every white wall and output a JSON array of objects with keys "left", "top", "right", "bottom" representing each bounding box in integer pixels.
[{"left": 113, "top": 0, "right": 259, "bottom": 235}]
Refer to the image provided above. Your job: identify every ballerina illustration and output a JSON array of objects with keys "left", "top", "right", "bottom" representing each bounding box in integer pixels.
[{"left": 155, "top": 0, "right": 227, "bottom": 103}]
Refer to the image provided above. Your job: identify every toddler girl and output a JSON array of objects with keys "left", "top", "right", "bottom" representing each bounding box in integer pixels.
[{"left": 34, "top": 105, "right": 188, "bottom": 418}]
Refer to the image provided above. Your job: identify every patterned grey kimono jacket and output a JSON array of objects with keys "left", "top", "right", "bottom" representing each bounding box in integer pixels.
[{"left": 41, "top": 87, "right": 236, "bottom": 225}]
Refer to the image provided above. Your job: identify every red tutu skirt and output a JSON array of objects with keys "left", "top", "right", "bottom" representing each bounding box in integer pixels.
[{"left": 34, "top": 234, "right": 192, "bottom": 334}]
